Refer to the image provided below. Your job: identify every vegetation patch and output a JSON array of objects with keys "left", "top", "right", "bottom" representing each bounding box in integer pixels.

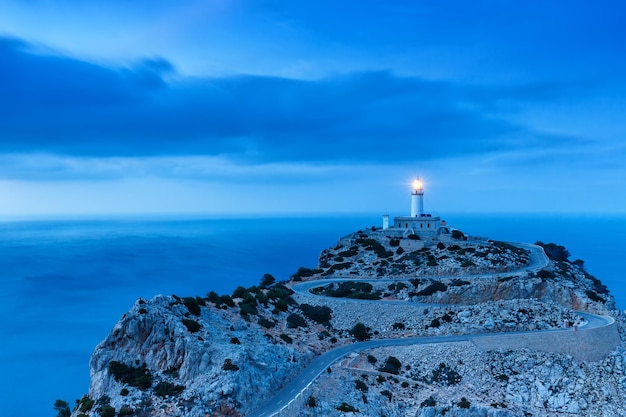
[
  {"left": 312, "top": 281, "right": 382, "bottom": 300},
  {"left": 300, "top": 304, "right": 332, "bottom": 324},
  {"left": 108, "top": 361, "right": 153, "bottom": 389},
  {"left": 222, "top": 359, "right": 239, "bottom": 371},
  {"left": 182, "top": 318, "right": 202, "bottom": 333},
  {"left": 416, "top": 281, "right": 448, "bottom": 296},
  {"left": 336, "top": 402, "right": 360, "bottom": 413},
  {"left": 153, "top": 381, "right": 185, "bottom": 397}
]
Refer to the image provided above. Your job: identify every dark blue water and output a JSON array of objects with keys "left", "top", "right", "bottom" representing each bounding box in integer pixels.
[{"left": 0, "top": 214, "right": 623, "bottom": 417}]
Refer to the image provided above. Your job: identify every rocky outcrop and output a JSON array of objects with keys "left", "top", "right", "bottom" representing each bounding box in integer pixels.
[{"left": 70, "top": 234, "right": 625, "bottom": 417}]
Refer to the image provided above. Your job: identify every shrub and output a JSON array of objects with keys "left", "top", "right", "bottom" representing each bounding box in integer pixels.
[
  {"left": 222, "top": 359, "right": 239, "bottom": 371},
  {"left": 77, "top": 396, "right": 95, "bottom": 413},
  {"left": 351, "top": 322, "right": 370, "bottom": 341},
  {"left": 279, "top": 333, "right": 293, "bottom": 344},
  {"left": 392, "top": 322, "right": 405, "bottom": 330},
  {"left": 586, "top": 290, "right": 604, "bottom": 303},
  {"left": 300, "top": 304, "right": 332, "bottom": 324},
  {"left": 416, "top": 281, "right": 448, "bottom": 296},
  {"left": 389, "top": 238, "right": 400, "bottom": 247},
  {"left": 451, "top": 230, "right": 465, "bottom": 240},
  {"left": 378, "top": 356, "right": 402, "bottom": 375},
  {"left": 458, "top": 397, "right": 471, "bottom": 409},
  {"left": 336, "top": 402, "right": 359, "bottom": 412},
  {"left": 407, "top": 234, "right": 420, "bottom": 240},
  {"left": 396, "top": 247, "right": 405, "bottom": 255},
  {"left": 496, "top": 374, "right": 509, "bottom": 382},
  {"left": 307, "top": 396, "right": 317, "bottom": 407},
  {"left": 120, "top": 388, "right": 129, "bottom": 396},
  {"left": 230, "top": 337, "right": 241, "bottom": 344},
  {"left": 287, "top": 313, "right": 307, "bottom": 328},
  {"left": 449, "top": 279, "right": 470, "bottom": 286},
  {"left": 182, "top": 319, "right": 202, "bottom": 333},
  {"left": 430, "top": 362, "right": 462, "bottom": 385},
  {"left": 183, "top": 297, "right": 201, "bottom": 316},
  {"left": 355, "top": 379, "right": 368, "bottom": 392},
  {"left": 421, "top": 396, "right": 437, "bottom": 407},
  {"left": 536, "top": 241, "right": 570, "bottom": 261},
  {"left": 154, "top": 381, "right": 185, "bottom": 397},
  {"left": 53, "top": 400, "right": 71, "bottom": 417},
  {"left": 118, "top": 406, "right": 135, "bottom": 416},
  {"left": 537, "top": 270, "right": 555, "bottom": 279},
  {"left": 108, "top": 361, "right": 153, "bottom": 389},
  {"left": 367, "top": 355, "right": 378, "bottom": 364},
  {"left": 381, "top": 390, "right": 392, "bottom": 401},
  {"left": 260, "top": 273, "right": 276, "bottom": 288},
  {"left": 430, "top": 318, "right": 441, "bottom": 328},
  {"left": 258, "top": 317, "right": 276, "bottom": 328},
  {"left": 232, "top": 286, "right": 248, "bottom": 299},
  {"left": 99, "top": 405, "right": 115, "bottom": 417}
]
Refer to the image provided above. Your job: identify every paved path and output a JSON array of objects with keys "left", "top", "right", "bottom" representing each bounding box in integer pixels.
[{"left": 247, "top": 242, "right": 610, "bottom": 417}]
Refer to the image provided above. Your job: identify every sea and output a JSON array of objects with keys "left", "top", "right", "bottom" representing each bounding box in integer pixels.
[{"left": 0, "top": 214, "right": 624, "bottom": 417}]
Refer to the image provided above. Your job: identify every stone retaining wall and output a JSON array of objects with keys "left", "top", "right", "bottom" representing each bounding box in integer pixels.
[{"left": 472, "top": 318, "right": 621, "bottom": 362}]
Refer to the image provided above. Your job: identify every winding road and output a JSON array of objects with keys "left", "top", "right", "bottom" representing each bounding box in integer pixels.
[{"left": 247, "top": 243, "right": 614, "bottom": 417}]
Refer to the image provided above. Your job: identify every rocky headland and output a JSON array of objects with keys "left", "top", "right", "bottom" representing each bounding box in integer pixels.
[{"left": 64, "top": 227, "right": 625, "bottom": 417}]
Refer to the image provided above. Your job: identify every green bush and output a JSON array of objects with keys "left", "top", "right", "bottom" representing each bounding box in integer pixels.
[
  {"left": 118, "top": 406, "right": 135, "bottom": 416},
  {"left": 120, "top": 388, "right": 129, "bottom": 396},
  {"left": 430, "top": 362, "right": 462, "bottom": 385},
  {"left": 222, "top": 359, "right": 239, "bottom": 371},
  {"left": 407, "top": 234, "right": 420, "bottom": 240},
  {"left": 258, "top": 317, "right": 277, "bottom": 328},
  {"left": 182, "top": 319, "right": 202, "bottom": 333},
  {"left": 154, "top": 381, "right": 185, "bottom": 397},
  {"left": 378, "top": 356, "right": 402, "bottom": 375},
  {"left": 421, "top": 396, "right": 436, "bottom": 407},
  {"left": 586, "top": 289, "right": 604, "bottom": 303},
  {"left": 260, "top": 273, "right": 276, "bottom": 288},
  {"left": 392, "top": 322, "right": 405, "bottom": 330},
  {"left": 307, "top": 396, "right": 317, "bottom": 407},
  {"left": 108, "top": 361, "right": 153, "bottom": 389},
  {"left": 336, "top": 402, "right": 359, "bottom": 412},
  {"left": 351, "top": 322, "right": 370, "bottom": 341},
  {"left": 300, "top": 304, "right": 332, "bottom": 324},
  {"left": 416, "top": 281, "right": 448, "bottom": 296},
  {"left": 381, "top": 390, "right": 392, "bottom": 401},
  {"left": 367, "top": 355, "right": 377, "bottom": 364},
  {"left": 232, "top": 286, "right": 248, "bottom": 299},
  {"left": 53, "top": 399, "right": 71, "bottom": 417},
  {"left": 458, "top": 397, "right": 471, "bottom": 409},
  {"left": 279, "top": 333, "right": 293, "bottom": 344},
  {"left": 355, "top": 379, "right": 368, "bottom": 392},
  {"left": 99, "top": 406, "right": 115, "bottom": 417},
  {"left": 536, "top": 241, "right": 570, "bottom": 261},
  {"left": 451, "top": 230, "right": 465, "bottom": 240},
  {"left": 77, "top": 396, "right": 95, "bottom": 413},
  {"left": 183, "top": 297, "right": 201, "bottom": 316},
  {"left": 230, "top": 337, "right": 241, "bottom": 344},
  {"left": 287, "top": 313, "right": 307, "bottom": 328}
]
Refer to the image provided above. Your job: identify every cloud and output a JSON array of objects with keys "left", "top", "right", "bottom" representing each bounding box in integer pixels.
[{"left": 0, "top": 36, "right": 587, "bottom": 166}]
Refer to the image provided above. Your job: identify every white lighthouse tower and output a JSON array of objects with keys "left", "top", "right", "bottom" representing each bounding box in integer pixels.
[
  {"left": 410, "top": 178, "right": 424, "bottom": 217},
  {"left": 392, "top": 177, "right": 442, "bottom": 237}
]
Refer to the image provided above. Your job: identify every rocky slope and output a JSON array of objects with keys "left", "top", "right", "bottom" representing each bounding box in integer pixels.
[{"left": 67, "top": 229, "right": 625, "bottom": 417}]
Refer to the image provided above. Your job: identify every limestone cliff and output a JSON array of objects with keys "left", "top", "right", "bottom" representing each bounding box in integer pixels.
[{"left": 69, "top": 230, "right": 625, "bottom": 417}]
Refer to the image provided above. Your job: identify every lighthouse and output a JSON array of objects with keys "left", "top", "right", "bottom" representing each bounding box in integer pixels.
[
  {"left": 391, "top": 177, "right": 442, "bottom": 237},
  {"left": 410, "top": 178, "right": 424, "bottom": 217}
]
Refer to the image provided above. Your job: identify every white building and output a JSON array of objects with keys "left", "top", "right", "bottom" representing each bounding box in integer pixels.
[{"left": 383, "top": 178, "right": 449, "bottom": 238}]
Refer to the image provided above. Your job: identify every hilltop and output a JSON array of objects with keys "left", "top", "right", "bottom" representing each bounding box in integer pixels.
[{"left": 62, "top": 226, "right": 625, "bottom": 417}]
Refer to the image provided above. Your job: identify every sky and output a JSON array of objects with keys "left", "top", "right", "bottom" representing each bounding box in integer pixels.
[{"left": 1, "top": 0, "right": 625, "bottom": 217}]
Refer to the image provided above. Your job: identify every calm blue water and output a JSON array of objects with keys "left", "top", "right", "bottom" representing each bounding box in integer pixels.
[{"left": 0, "top": 214, "right": 624, "bottom": 417}]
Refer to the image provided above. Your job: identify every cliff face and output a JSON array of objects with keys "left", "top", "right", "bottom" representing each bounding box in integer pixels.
[
  {"left": 83, "top": 294, "right": 318, "bottom": 416},
  {"left": 70, "top": 231, "right": 625, "bottom": 417}
]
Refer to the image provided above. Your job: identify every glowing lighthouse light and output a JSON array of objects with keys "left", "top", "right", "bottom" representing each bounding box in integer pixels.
[
  {"left": 410, "top": 177, "right": 425, "bottom": 217},
  {"left": 412, "top": 179, "right": 423, "bottom": 192}
]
